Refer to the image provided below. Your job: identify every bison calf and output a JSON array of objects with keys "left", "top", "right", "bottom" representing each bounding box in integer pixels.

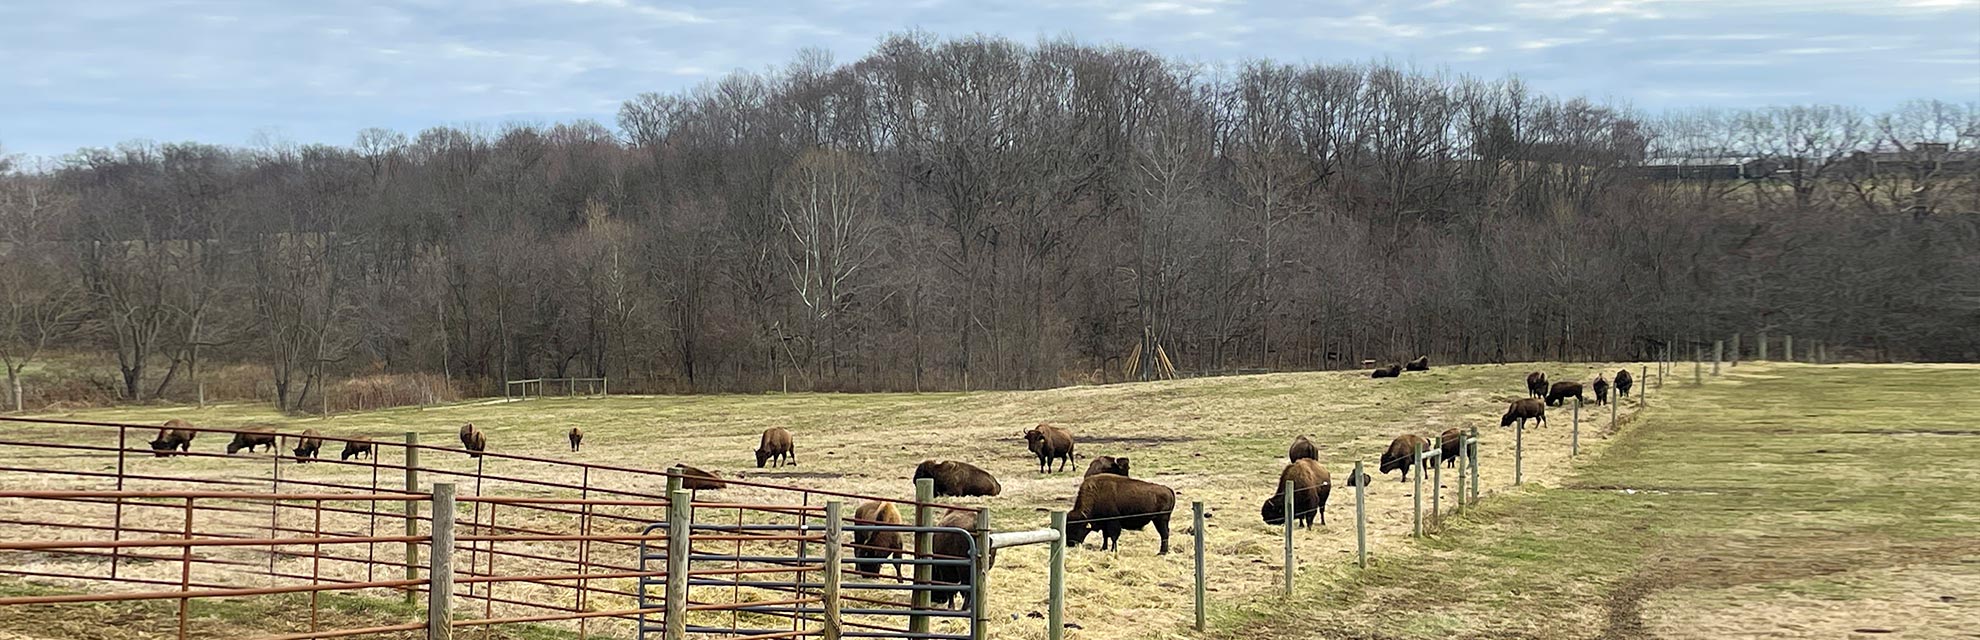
[
  {"left": 1084, "top": 455, "right": 1130, "bottom": 477},
  {"left": 1615, "top": 368, "right": 1635, "bottom": 398},
  {"left": 1288, "top": 435, "right": 1319, "bottom": 463},
  {"left": 1261, "top": 459, "right": 1331, "bottom": 528},
  {"left": 850, "top": 500, "right": 905, "bottom": 578},
  {"left": 226, "top": 427, "right": 278, "bottom": 455},
  {"left": 340, "top": 436, "right": 374, "bottom": 461},
  {"left": 149, "top": 419, "right": 198, "bottom": 457},
  {"left": 913, "top": 460, "right": 1002, "bottom": 497},
  {"left": 1066, "top": 473, "right": 1175, "bottom": 555},
  {"left": 756, "top": 427, "right": 796, "bottom": 468},
  {"left": 1546, "top": 381, "right": 1586, "bottom": 407},
  {"left": 1379, "top": 434, "right": 1432, "bottom": 482},
  {"left": 1502, "top": 398, "right": 1546, "bottom": 430},
  {"left": 1023, "top": 424, "right": 1075, "bottom": 473},
  {"left": 292, "top": 429, "right": 324, "bottom": 462},
  {"left": 1526, "top": 371, "right": 1549, "bottom": 398},
  {"left": 458, "top": 423, "right": 487, "bottom": 458}
]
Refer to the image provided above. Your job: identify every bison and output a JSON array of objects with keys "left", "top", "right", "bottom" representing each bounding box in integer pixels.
[
  {"left": 1084, "top": 455, "right": 1131, "bottom": 477},
  {"left": 569, "top": 427, "right": 583, "bottom": 452},
  {"left": 1261, "top": 458, "right": 1331, "bottom": 528},
  {"left": 1546, "top": 381, "right": 1586, "bottom": 407},
  {"left": 1526, "top": 371, "right": 1549, "bottom": 398},
  {"left": 1066, "top": 473, "right": 1175, "bottom": 555},
  {"left": 755, "top": 427, "right": 795, "bottom": 468},
  {"left": 1615, "top": 368, "right": 1634, "bottom": 398},
  {"left": 1023, "top": 424, "right": 1075, "bottom": 473},
  {"left": 226, "top": 427, "right": 278, "bottom": 455},
  {"left": 850, "top": 500, "right": 905, "bottom": 578},
  {"left": 292, "top": 429, "right": 324, "bottom": 462},
  {"left": 1370, "top": 364, "right": 1403, "bottom": 379},
  {"left": 1502, "top": 398, "right": 1546, "bottom": 430},
  {"left": 1439, "top": 428, "right": 1465, "bottom": 468},
  {"left": 340, "top": 436, "right": 374, "bottom": 461},
  {"left": 149, "top": 419, "right": 198, "bottom": 457},
  {"left": 913, "top": 460, "right": 1002, "bottom": 497},
  {"left": 1592, "top": 375, "right": 1610, "bottom": 405},
  {"left": 929, "top": 510, "right": 981, "bottom": 610},
  {"left": 1288, "top": 435, "right": 1319, "bottom": 462},
  {"left": 1404, "top": 356, "right": 1430, "bottom": 372},
  {"left": 458, "top": 423, "right": 487, "bottom": 457},
  {"left": 673, "top": 464, "right": 727, "bottom": 491},
  {"left": 1379, "top": 434, "right": 1432, "bottom": 482}
]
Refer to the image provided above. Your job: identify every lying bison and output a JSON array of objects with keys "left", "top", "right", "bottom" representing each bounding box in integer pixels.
[
  {"left": 292, "top": 429, "right": 324, "bottom": 462},
  {"left": 458, "top": 423, "right": 487, "bottom": 457},
  {"left": 914, "top": 460, "right": 1002, "bottom": 497},
  {"left": 149, "top": 419, "right": 198, "bottom": 457},
  {"left": 673, "top": 464, "right": 727, "bottom": 491},
  {"left": 850, "top": 500, "right": 905, "bottom": 578},
  {"left": 569, "top": 427, "right": 583, "bottom": 452},
  {"left": 1593, "top": 375, "right": 1610, "bottom": 405},
  {"left": 1287, "top": 435, "right": 1319, "bottom": 463},
  {"left": 1261, "top": 458, "right": 1331, "bottom": 528},
  {"left": 1546, "top": 381, "right": 1586, "bottom": 407},
  {"left": 1615, "top": 368, "right": 1634, "bottom": 398},
  {"left": 340, "top": 436, "right": 374, "bottom": 461},
  {"left": 1502, "top": 398, "right": 1546, "bottom": 429},
  {"left": 929, "top": 510, "right": 982, "bottom": 610},
  {"left": 1405, "top": 356, "right": 1430, "bottom": 372},
  {"left": 1084, "top": 455, "right": 1130, "bottom": 477},
  {"left": 1526, "top": 371, "right": 1549, "bottom": 398},
  {"left": 1370, "top": 364, "right": 1403, "bottom": 379},
  {"left": 1379, "top": 434, "right": 1432, "bottom": 482},
  {"left": 226, "top": 427, "right": 278, "bottom": 455},
  {"left": 1066, "top": 473, "right": 1175, "bottom": 555},
  {"left": 1023, "top": 424, "right": 1075, "bottom": 473},
  {"left": 756, "top": 427, "right": 795, "bottom": 468}
]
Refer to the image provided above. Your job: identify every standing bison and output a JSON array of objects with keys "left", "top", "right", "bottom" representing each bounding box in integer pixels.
[
  {"left": 1379, "top": 434, "right": 1432, "bottom": 482},
  {"left": 226, "top": 427, "right": 278, "bottom": 455},
  {"left": 458, "top": 423, "right": 487, "bottom": 457},
  {"left": 1592, "top": 375, "right": 1610, "bottom": 405},
  {"left": 929, "top": 510, "right": 981, "bottom": 610},
  {"left": 1261, "top": 459, "right": 1331, "bottom": 528},
  {"left": 1615, "top": 368, "right": 1635, "bottom": 398},
  {"left": 755, "top": 427, "right": 796, "bottom": 468},
  {"left": 340, "top": 436, "right": 374, "bottom": 461},
  {"left": 1287, "top": 435, "right": 1319, "bottom": 462},
  {"left": 1066, "top": 473, "right": 1175, "bottom": 555},
  {"left": 1502, "top": 398, "right": 1547, "bottom": 429},
  {"left": 850, "top": 500, "right": 905, "bottom": 578},
  {"left": 913, "top": 460, "right": 1002, "bottom": 497},
  {"left": 1023, "top": 424, "right": 1075, "bottom": 473},
  {"left": 1546, "top": 381, "right": 1586, "bottom": 407},
  {"left": 292, "top": 429, "right": 324, "bottom": 462},
  {"left": 149, "top": 419, "right": 198, "bottom": 457},
  {"left": 1439, "top": 428, "right": 1465, "bottom": 468},
  {"left": 1526, "top": 372, "right": 1549, "bottom": 398},
  {"left": 569, "top": 427, "right": 583, "bottom": 452}
]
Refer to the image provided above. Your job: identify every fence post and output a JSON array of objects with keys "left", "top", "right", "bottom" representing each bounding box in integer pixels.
[
  {"left": 1693, "top": 349, "right": 1702, "bottom": 385},
  {"left": 1281, "top": 479, "right": 1295, "bottom": 594},
  {"left": 1191, "top": 502, "right": 1206, "bottom": 630},
  {"left": 664, "top": 478, "right": 690, "bottom": 640},
  {"left": 1454, "top": 442, "right": 1465, "bottom": 513},
  {"left": 1641, "top": 365, "right": 1649, "bottom": 407},
  {"left": 823, "top": 501, "right": 844, "bottom": 640},
  {"left": 1468, "top": 427, "right": 1480, "bottom": 504},
  {"left": 910, "top": 478, "right": 935, "bottom": 635},
  {"left": 1731, "top": 333, "right": 1741, "bottom": 367},
  {"left": 1431, "top": 451, "right": 1442, "bottom": 529},
  {"left": 1611, "top": 387, "right": 1618, "bottom": 429},
  {"left": 971, "top": 510, "right": 992, "bottom": 640},
  {"left": 1353, "top": 461, "right": 1367, "bottom": 568},
  {"left": 1572, "top": 397, "right": 1580, "bottom": 457},
  {"left": 1785, "top": 335, "right": 1795, "bottom": 362},
  {"left": 1514, "top": 422, "right": 1524, "bottom": 486},
  {"left": 1050, "top": 510, "right": 1067, "bottom": 640},
  {"left": 403, "top": 432, "right": 420, "bottom": 606},
  {"left": 1412, "top": 442, "right": 1424, "bottom": 536},
  {"left": 1758, "top": 331, "right": 1769, "bottom": 360},
  {"left": 426, "top": 482, "right": 456, "bottom": 640},
  {"left": 603, "top": 377, "right": 609, "bottom": 396},
  {"left": 1714, "top": 340, "right": 1724, "bottom": 375}
]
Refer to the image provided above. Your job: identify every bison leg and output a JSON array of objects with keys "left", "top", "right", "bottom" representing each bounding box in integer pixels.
[{"left": 1153, "top": 515, "right": 1171, "bottom": 555}]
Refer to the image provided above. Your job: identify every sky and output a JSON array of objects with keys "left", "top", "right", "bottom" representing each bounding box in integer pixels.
[{"left": 2, "top": 0, "right": 1978, "bottom": 158}]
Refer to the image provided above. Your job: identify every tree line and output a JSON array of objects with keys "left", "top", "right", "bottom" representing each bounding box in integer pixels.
[{"left": 2, "top": 33, "right": 1976, "bottom": 410}]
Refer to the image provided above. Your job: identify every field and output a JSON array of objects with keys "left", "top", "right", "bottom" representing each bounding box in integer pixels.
[{"left": 0, "top": 362, "right": 1643, "bottom": 639}]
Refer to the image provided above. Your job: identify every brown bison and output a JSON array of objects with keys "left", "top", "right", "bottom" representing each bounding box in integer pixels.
[
  {"left": 1502, "top": 398, "right": 1546, "bottom": 429},
  {"left": 673, "top": 464, "right": 727, "bottom": 491},
  {"left": 340, "top": 436, "right": 374, "bottom": 461},
  {"left": 1370, "top": 364, "right": 1403, "bottom": 379},
  {"left": 929, "top": 510, "right": 981, "bottom": 610},
  {"left": 1066, "top": 473, "right": 1175, "bottom": 555},
  {"left": 1023, "top": 424, "right": 1075, "bottom": 473},
  {"left": 755, "top": 427, "right": 795, "bottom": 468},
  {"left": 1379, "top": 434, "right": 1432, "bottom": 482},
  {"left": 1546, "top": 381, "right": 1586, "bottom": 407},
  {"left": 292, "top": 429, "right": 324, "bottom": 462},
  {"left": 149, "top": 419, "right": 198, "bottom": 457},
  {"left": 1526, "top": 372, "right": 1549, "bottom": 398},
  {"left": 1439, "top": 428, "right": 1465, "bottom": 468},
  {"left": 569, "top": 427, "right": 583, "bottom": 452},
  {"left": 226, "top": 427, "right": 278, "bottom": 455},
  {"left": 1404, "top": 356, "right": 1430, "bottom": 372},
  {"left": 1287, "top": 435, "right": 1319, "bottom": 462},
  {"left": 1261, "top": 459, "right": 1331, "bottom": 528},
  {"left": 1084, "top": 455, "right": 1131, "bottom": 477},
  {"left": 458, "top": 423, "right": 486, "bottom": 457},
  {"left": 850, "top": 500, "right": 905, "bottom": 577},
  {"left": 1592, "top": 375, "right": 1610, "bottom": 405},
  {"left": 1615, "top": 368, "right": 1634, "bottom": 398},
  {"left": 914, "top": 460, "right": 1002, "bottom": 497}
]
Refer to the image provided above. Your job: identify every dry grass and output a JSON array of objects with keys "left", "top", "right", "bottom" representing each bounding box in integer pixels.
[{"left": 0, "top": 362, "right": 1648, "bottom": 639}]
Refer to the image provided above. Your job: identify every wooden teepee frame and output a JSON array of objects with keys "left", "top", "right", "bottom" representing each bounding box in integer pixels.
[{"left": 1123, "top": 326, "right": 1179, "bottom": 382}]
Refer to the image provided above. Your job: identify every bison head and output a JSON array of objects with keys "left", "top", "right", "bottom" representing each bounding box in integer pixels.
[
  {"left": 1260, "top": 494, "right": 1290, "bottom": 526},
  {"left": 1086, "top": 455, "right": 1130, "bottom": 477},
  {"left": 1022, "top": 429, "right": 1045, "bottom": 453},
  {"left": 1063, "top": 512, "right": 1093, "bottom": 547},
  {"left": 755, "top": 447, "right": 772, "bottom": 468},
  {"left": 148, "top": 438, "right": 177, "bottom": 457},
  {"left": 225, "top": 438, "right": 248, "bottom": 455},
  {"left": 1500, "top": 411, "right": 1517, "bottom": 427}
]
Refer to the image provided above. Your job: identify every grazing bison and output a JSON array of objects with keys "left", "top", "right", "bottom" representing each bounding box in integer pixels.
[
  {"left": 673, "top": 464, "right": 727, "bottom": 491},
  {"left": 458, "top": 423, "right": 487, "bottom": 457},
  {"left": 1546, "top": 381, "right": 1586, "bottom": 407},
  {"left": 755, "top": 427, "right": 795, "bottom": 468},
  {"left": 1439, "top": 428, "right": 1467, "bottom": 468},
  {"left": 1261, "top": 459, "right": 1332, "bottom": 528},
  {"left": 914, "top": 460, "right": 1002, "bottom": 497},
  {"left": 1023, "top": 424, "right": 1075, "bottom": 473},
  {"left": 1341, "top": 469, "right": 1374, "bottom": 487},
  {"left": 850, "top": 500, "right": 905, "bottom": 577},
  {"left": 1502, "top": 398, "right": 1547, "bottom": 430},
  {"left": 929, "top": 510, "right": 981, "bottom": 610},
  {"left": 1379, "top": 434, "right": 1432, "bottom": 482},
  {"left": 1288, "top": 435, "right": 1319, "bottom": 462},
  {"left": 1404, "top": 356, "right": 1430, "bottom": 372},
  {"left": 149, "top": 420, "right": 198, "bottom": 457},
  {"left": 292, "top": 429, "right": 324, "bottom": 462},
  {"left": 1593, "top": 375, "right": 1610, "bottom": 405},
  {"left": 1370, "top": 364, "right": 1403, "bottom": 378},
  {"left": 340, "top": 436, "right": 374, "bottom": 461},
  {"left": 1526, "top": 372, "right": 1549, "bottom": 398},
  {"left": 1615, "top": 368, "right": 1634, "bottom": 398},
  {"left": 569, "top": 427, "right": 583, "bottom": 452},
  {"left": 1066, "top": 473, "right": 1176, "bottom": 555},
  {"left": 226, "top": 427, "right": 278, "bottom": 455},
  {"left": 1084, "top": 455, "right": 1131, "bottom": 477}
]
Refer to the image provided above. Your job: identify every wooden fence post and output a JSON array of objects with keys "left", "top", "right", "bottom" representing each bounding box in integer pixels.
[
  {"left": 1430, "top": 451, "right": 1442, "bottom": 529},
  {"left": 1514, "top": 421, "right": 1524, "bottom": 486},
  {"left": 1641, "top": 365, "right": 1650, "bottom": 407},
  {"left": 1412, "top": 443, "right": 1425, "bottom": 536},
  {"left": 1050, "top": 510, "right": 1067, "bottom": 640},
  {"left": 1714, "top": 340, "right": 1724, "bottom": 375},
  {"left": 1731, "top": 333, "right": 1741, "bottom": 367},
  {"left": 1693, "top": 349, "right": 1702, "bottom": 385},
  {"left": 823, "top": 501, "right": 844, "bottom": 640},
  {"left": 1572, "top": 397, "right": 1581, "bottom": 457},
  {"left": 1785, "top": 335, "right": 1795, "bottom": 362},
  {"left": 1192, "top": 502, "right": 1206, "bottom": 630},
  {"left": 1281, "top": 479, "right": 1295, "bottom": 594},
  {"left": 910, "top": 478, "right": 935, "bottom": 635},
  {"left": 1353, "top": 460, "right": 1366, "bottom": 567},
  {"left": 663, "top": 477, "right": 690, "bottom": 640},
  {"left": 971, "top": 510, "right": 992, "bottom": 640},
  {"left": 403, "top": 432, "right": 420, "bottom": 606},
  {"left": 1759, "top": 331, "right": 1769, "bottom": 360},
  {"left": 1468, "top": 427, "right": 1480, "bottom": 504},
  {"left": 426, "top": 482, "right": 455, "bottom": 640}
]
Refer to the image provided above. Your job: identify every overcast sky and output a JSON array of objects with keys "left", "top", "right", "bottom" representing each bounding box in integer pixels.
[{"left": 3, "top": 0, "right": 1977, "bottom": 158}]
